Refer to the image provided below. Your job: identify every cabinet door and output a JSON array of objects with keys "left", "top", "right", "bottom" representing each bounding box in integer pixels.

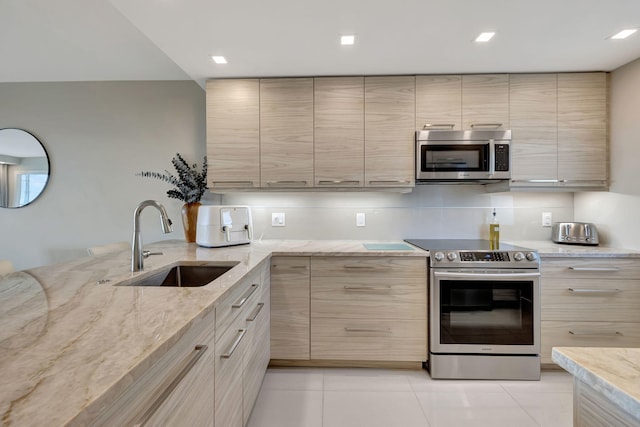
[
  {"left": 270, "top": 257, "right": 310, "bottom": 360},
  {"left": 206, "top": 79, "right": 260, "bottom": 190},
  {"left": 415, "top": 75, "right": 462, "bottom": 130},
  {"left": 557, "top": 73, "right": 608, "bottom": 182},
  {"left": 462, "top": 74, "right": 509, "bottom": 129},
  {"left": 314, "top": 77, "right": 364, "bottom": 187},
  {"left": 260, "top": 78, "right": 314, "bottom": 188},
  {"left": 364, "top": 76, "right": 415, "bottom": 187},
  {"left": 509, "top": 74, "right": 558, "bottom": 181}
]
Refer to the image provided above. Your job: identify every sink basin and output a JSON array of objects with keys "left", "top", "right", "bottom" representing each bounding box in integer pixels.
[{"left": 121, "top": 263, "right": 239, "bottom": 287}]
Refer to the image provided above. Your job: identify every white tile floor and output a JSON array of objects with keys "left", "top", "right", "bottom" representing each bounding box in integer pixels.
[{"left": 246, "top": 368, "right": 573, "bottom": 427}]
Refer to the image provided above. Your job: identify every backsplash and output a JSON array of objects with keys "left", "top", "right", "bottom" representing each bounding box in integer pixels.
[{"left": 218, "top": 186, "right": 574, "bottom": 242}]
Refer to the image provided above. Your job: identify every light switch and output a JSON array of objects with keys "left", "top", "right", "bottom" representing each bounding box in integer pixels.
[
  {"left": 542, "top": 212, "right": 552, "bottom": 227},
  {"left": 272, "top": 212, "right": 285, "bottom": 227},
  {"left": 356, "top": 213, "right": 366, "bottom": 227}
]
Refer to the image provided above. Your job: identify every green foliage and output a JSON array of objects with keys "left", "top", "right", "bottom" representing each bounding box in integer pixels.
[{"left": 137, "top": 153, "right": 208, "bottom": 204}]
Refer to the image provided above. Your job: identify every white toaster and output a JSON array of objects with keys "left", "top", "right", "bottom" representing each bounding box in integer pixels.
[{"left": 196, "top": 205, "right": 253, "bottom": 248}]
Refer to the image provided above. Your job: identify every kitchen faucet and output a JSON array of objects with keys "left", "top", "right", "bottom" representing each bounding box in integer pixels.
[{"left": 131, "top": 200, "right": 173, "bottom": 272}]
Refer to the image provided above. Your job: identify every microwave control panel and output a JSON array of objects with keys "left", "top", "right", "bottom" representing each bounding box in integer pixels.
[{"left": 495, "top": 144, "right": 510, "bottom": 172}]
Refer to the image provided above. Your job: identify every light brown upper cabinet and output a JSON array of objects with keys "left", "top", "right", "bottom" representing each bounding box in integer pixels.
[
  {"left": 557, "top": 73, "right": 608, "bottom": 183},
  {"left": 509, "top": 74, "right": 558, "bottom": 182},
  {"left": 415, "top": 75, "right": 462, "bottom": 130},
  {"left": 260, "top": 78, "right": 314, "bottom": 188},
  {"left": 206, "top": 79, "right": 260, "bottom": 190},
  {"left": 364, "top": 76, "right": 415, "bottom": 188},
  {"left": 314, "top": 77, "right": 365, "bottom": 187},
  {"left": 462, "top": 74, "right": 509, "bottom": 130}
]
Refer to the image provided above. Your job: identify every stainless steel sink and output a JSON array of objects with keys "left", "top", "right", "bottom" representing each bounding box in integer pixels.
[{"left": 120, "top": 263, "right": 239, "bottom": 287}]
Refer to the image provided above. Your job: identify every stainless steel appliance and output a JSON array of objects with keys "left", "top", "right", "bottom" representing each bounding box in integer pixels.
[
  {"left": 196, "top": 205, "right": 252, "bottom": 248},
  {"left": 405, "top": 239, "right": 540, "bottom": 380},
  {"left": 415, "top": 129, "right": 511, "bottom": 182},
  {"left": 552, "top": 222, "right": 599, "bottom": 245}
]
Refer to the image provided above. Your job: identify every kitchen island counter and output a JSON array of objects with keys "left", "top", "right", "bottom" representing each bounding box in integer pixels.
[
  {"left": 0, "top": 239, "right": 425, "bottom": 426},
  {"left": 553, "top": 347, "right": 640, "bottom": 425}
]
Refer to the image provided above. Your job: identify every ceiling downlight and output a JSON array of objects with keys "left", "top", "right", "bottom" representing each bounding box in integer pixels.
[
  {"left": 341, "top": 35, "right": 355, "bottom": 45},
  {"left": 610, "top": 29, "right": 637, "bottom": 40},
  {"left": 211, "top": 56, "right": 227, "bottom": 64},
  {"left": 475, "top": 32, "right": 496, "bottom": 43}
]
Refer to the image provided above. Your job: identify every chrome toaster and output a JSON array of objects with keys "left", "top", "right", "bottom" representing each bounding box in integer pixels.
[{"left": 551, "top": 222, "right": 599, "bottom": 245}]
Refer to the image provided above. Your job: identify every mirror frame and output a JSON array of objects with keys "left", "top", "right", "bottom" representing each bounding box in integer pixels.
[{"left": 0, "top": 128, "right": 51, "bottom": 209}]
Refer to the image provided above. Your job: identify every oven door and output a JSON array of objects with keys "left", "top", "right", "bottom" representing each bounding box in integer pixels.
[{"left": 430, "top": 269, "right": 540, "bottom": 355}]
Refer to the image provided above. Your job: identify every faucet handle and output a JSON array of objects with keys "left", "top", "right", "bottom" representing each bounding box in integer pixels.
[{"left": 142, "top": 251, "right": 163, "bottom": 258}]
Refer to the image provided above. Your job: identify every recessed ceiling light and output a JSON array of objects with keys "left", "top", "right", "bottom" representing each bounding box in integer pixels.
[
  {"left": 611, "top": 29, "right": 637, "bottom": 39},
  {"left": 341, "top": 35, "right": 355, "bottom": 45},
  {"left": 211, "top": 56, "right": 227, "bottom": 64},
  {"left": 475, "top": 32, "right": 496, "bottom": 43}
]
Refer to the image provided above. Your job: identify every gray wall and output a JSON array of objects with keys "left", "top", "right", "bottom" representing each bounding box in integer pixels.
[
  {"left": 0, "top": 81, "right": 206, "bottom": 270},
  {"left": 574, "top": 57, "right": 640, "bottom": 249}
]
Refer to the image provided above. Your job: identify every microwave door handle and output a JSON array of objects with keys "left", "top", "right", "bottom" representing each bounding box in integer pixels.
[{"left": 488, "top": 139, "right": 495, "bottom": 177}]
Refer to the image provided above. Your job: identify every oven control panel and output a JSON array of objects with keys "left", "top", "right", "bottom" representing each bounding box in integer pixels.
[{"left": 431, "top": 250, "right": 539, "bottom": 268}]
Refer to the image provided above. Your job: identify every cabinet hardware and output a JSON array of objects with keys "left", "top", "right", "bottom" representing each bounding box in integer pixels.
[
  {"left": 368, "top": 180, "right": 411, "bottom": 185},
  {"left": 343, "top": 265, "right": 377, "bottom": 269},
  {"left": 568, "top": 267, "right": 621, "bottom": 272},
  {"left": 272, "top": 264, "right": 307, "bottom": 270},
  {"left": 568, "top": 288, "right": 622, "bottom": 294},
  {"left": 212, "top": 180, "right": 254, "bottom": 187},
  {"left": 221, "top": 329, "right": 247, "bottom": 358},
  {"left": 470, "top": 123, "right": 503, "bottom": 128},
  {"left": 246, "top": 303, "right": 265, "bottom": 322},
  {"left": 568, "top": 331, "right": 623, "bottom": 336},
  {"left": 266, "top": 180, "right": 308, "bottom": 186},
  {"left": 343, "top": 285, "right": 391, "bottom": 291},
  {"left": 344, "top": 327, "right": 392, "bottom": 334},
  {"left": 423, "top": 123, "right": 455, "bottom": 129},
  {"left": 232, "top": 284, "right": 259, "bottom": 308},
  {"left": 318, "top": 180, "right": 360, "bottom": 185},
  {"left": 133, "top": 345, "right": 208, "bottom": 426}
]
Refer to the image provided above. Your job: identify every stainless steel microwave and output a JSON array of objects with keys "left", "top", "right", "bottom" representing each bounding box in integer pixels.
[{"left": 416, "top": 130, "right": 511, "bottom": 182}]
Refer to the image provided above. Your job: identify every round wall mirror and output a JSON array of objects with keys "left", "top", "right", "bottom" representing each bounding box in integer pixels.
[{"left": 0, "top": 128, "right": 50, "bottom": 208}]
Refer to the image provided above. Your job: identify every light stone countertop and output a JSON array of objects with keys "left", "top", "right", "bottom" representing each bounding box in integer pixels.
[
  {"left": 509, "top": 240, "right": 640, "bottom": 258},
  {"left": 552, "top": 347, "right": 640, "bottom": 420},
  {"left": 0, "top": 239, "right": 426, "bottom": 426}
]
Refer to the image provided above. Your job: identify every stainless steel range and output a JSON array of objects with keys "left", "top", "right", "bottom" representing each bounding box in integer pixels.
[{"left": 405, "top": 239, "right": 541, "bottom": 380}]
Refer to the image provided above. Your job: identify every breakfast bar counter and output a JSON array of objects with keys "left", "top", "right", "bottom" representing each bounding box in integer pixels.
[{"left": 553, "top": 347, "right": 640, "bottom": 426}]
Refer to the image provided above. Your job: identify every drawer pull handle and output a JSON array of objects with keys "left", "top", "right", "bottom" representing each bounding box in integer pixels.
[
  {"left": 266, "top": 180, "right": 308, "bottom": 186},
  {"left": 211, "top": 180, "right": 255, "bottom": 187},
  {"left": 221, "top": 329, "right": 247, "bottom": 359},
  {"left": 423, "top": 123, "right": 455, "bottom": 129},
  {"left": 318, "top": 180, "right": 361, "bottom": 185},
  {"left": 271, "top": 265, "right": 307, "bottom": 270},
  {"left": 246, "top": 302, "right": 265, "bottom": 322},
  {"left": 470, "top": 123, "right": 503, "bottom": 128},
  {"left": 134, "top": 345, "right": 208, "bottom": 426},
  {"left": 568, "top": 288, "right": 622, "bottom": 294},
  {"left": 569, "top": 267, "right": 621, "bottom": 272},
  {"left": 232, "top": 284, "right": 259, "bottom": 308},
  {"left": 368, "top": 180, "right": 411, "bottom": 185},
  {"left": 343, "top": 285, "right": 391, "bottom": 291},
  {"left": 343, "top": 265, "right": 378, "bottom": 270},
  {"left": 568, "top": 331, "right": 623, "bottom": 337},
  {"left": 344, "top": 327, "right": 392, "bottom": 334}
]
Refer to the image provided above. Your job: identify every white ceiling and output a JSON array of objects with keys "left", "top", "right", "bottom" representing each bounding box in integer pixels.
[{"left": 2, "top": 0, "right": 640, "bottom": 88}]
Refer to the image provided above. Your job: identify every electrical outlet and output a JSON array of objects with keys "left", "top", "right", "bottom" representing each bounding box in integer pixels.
[
  {"left": 356, "top": 213, "right": 366, "bottom": 227},
  {"left": 542, "top": 212, "right": 552, "bottom": 227},
  {"left": 272, "top": 212, "right": 285, "bottom": 227}
]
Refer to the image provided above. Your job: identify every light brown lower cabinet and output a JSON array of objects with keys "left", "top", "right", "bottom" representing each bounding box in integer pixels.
[
  {"left": 81, "top": 308, "right": 216, "bottom": 427},
  {"left": 540, "top": 257, "right": 640, "bottom": 365}
]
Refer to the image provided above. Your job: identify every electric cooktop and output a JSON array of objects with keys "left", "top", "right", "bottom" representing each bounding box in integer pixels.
[{"left": 404, "top": 239, "right": 530, "bottom": 252}]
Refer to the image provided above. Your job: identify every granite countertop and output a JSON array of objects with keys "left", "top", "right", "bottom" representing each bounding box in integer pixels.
[
  {"left": 0, "top": 239, "right": 426, "bottom": 426},
  {"left": 552, "top": 347, "right": 640, "bottom": 419},
  {"left": 509, "top": 240, "right": 640, "bottom": 258}
]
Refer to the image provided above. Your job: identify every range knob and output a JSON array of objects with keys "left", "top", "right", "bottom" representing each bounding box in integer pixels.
[
  {"left": 513, "top": 252, "right": 525, "bottom": 261},
  {"left": 446, "top": 252, "right": 458, "bottom": 261},
  {"left": 433, "top": 252, "right": 445, "bottom": 262},
  {"left": 525, "top": 252, "right": 537, "bottom": 261}
]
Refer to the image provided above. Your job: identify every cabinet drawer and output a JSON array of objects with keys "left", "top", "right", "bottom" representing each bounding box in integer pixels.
[
  {"left": 541, "top": 258, "right": 640, "bottom": 279},
  {"left": 86, "top": 309, "right": 215, "bottom": 427},
  {"left": 215, "top": 311, "right": 250, "bottom": 427},
  {"left": 215, "top": 268, "right": 262, "bottom": 341},
  {"left": 541, "top": 321, "right": 640, "bottom": 364},
  {"left": 541, "top": 278, "right": 640, "bottom": 322},
  {"left": 311, "top": 318, "right": 426, "bottom": 361},
  {"left": 311, "top": 256, "right": 427, "bottom": 280}
]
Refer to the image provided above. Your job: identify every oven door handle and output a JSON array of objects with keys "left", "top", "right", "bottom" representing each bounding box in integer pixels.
[{"left": 433, "top": 271, "right": 540, "bottom": 279}]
